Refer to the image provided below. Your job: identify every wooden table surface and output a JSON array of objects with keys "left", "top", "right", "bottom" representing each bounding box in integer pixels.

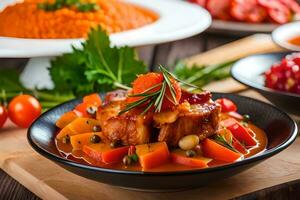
[{"left": 0, "top": 32, "right": 299, "bottom": 200}]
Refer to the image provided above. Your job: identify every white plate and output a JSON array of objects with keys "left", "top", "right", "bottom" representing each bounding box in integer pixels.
[
  {"left": 0, "top": 0, "right": 211, "bottom": 58},
  {"left": 272, "top": 21, "right": 300, "bottom": 51}
]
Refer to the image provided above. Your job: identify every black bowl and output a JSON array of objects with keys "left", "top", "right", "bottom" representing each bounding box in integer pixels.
[
  {"left": 231, "top": 52, "right": 300, "bottom": 116},
  {"left": 27, "top": 93, "right": 298, "bottom": 191}
]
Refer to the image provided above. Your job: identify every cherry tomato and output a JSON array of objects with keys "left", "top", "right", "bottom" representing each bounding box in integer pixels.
[
  {"left": 215, "top": 98, "right": 237, "bottom": 112},
  {"left": 0, "top": 105, "right": 8, "bottom": 128},
  {"left": 128, "top": 72, "right": 181, "bottom": 111},
  {"left": 8, "top": 95, "right": 42, "bottom": 128}
]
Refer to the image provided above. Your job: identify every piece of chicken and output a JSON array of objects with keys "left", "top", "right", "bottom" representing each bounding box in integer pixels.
[
  {"left": 96, "top": 99, "right": 152, "bottom": 145},
  {"left": 154, "top": 100, "right": 221, "bottom": 146}
]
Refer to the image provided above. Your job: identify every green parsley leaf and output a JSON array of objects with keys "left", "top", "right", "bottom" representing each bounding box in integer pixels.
[{"left": 49, "top": 26, "right": 147, "bottom": 95}]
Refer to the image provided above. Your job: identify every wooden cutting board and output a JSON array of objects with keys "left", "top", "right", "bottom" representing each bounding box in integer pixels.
[{"left": 1, "top": 34, "right": 299, "bottom": 200}]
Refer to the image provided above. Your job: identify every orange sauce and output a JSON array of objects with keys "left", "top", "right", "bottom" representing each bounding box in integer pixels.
[
  {"left": 56, "top": 122, "right": 267, "bottom": 172},
  {"left": 288, "top": 36, "right": 300, "bottom": 46}
]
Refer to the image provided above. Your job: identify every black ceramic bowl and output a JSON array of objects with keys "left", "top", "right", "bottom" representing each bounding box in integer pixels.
[
  {"left": 231, "top": 52, "right": 300, "bottom": 116},
  {"left": 27, "top": 93, "right": 298, "bottom": 191}
]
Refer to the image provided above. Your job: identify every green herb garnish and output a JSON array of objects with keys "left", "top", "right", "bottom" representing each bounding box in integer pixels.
[
  {"left": 214, "top": 134, "right": 238, "bottom": 153},
  {"left": 38, "top": 0, "right": 99, "bottom": 12},
  {"left": 173, "top": 60, "right": 235, "bottom": 87},
  {"left": 50, "top": 26, "right": 147, "bottom": 96},
  {"left": 119, "top": 65, "right": 199, "bottom": 115}
]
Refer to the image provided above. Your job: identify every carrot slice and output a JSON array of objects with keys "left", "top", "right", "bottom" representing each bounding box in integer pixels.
[
  {"left": 56, "top": 111, "right": 78, "bottom": 129},
  {"left": 83, "top": 93, "right": 102, "bottom": 107},
  {"left": 83, "top": 144, "right": 129, "bottom": 164},
  {"left": 70, "top": 132, "right": 102, "bottom": 150},
  {"left": 202, "top": 139, "right": 241, "bottom": 162},
  {"left": 171, "top": 150, "right": 211, "bottom": 168},
  {"left": 74, "top": 103, "right": 90, "bottom": 117},
  {"left": 136, "top": 142, "right": 170, "bottom": 169},
  {"left": 56, "top": 118, "right": 100, "bottom": 140}
]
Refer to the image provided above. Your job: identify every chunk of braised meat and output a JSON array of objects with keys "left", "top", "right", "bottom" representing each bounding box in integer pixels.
[
  {"left": 104, "top": 89, "right": 127, "bottom": 104},
  {"left": 155, "top": 100, "right": 221, "bottom": 147},
  {"left": 96, "top": 100, "right": 152, "bottom": 145}
]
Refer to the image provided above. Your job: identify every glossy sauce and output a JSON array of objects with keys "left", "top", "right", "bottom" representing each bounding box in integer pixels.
[
  {"left": 288, "top": 36, "right": 300, "bottom": 46},
  {"left": 56, "top": 118, "right": 268, "bottom": 172}
]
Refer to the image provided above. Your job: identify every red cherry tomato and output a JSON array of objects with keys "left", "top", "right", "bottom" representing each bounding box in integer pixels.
[
  {"left": 0, "top": 105, "right": 8, "bottom": 128},
  {"left": 8, "top": 95, "right": 41, "bottom": 128},
  {"left": 215, "top": 98, "right": 237, "bottom": 112}
]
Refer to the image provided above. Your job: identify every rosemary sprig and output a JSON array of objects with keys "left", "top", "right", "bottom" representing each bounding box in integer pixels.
[
  {"left": 214, "top": 134, "right": 238, "bottom": 153},
  {"left": 119, "top": 66, "right": 199, "bottom": 115}
]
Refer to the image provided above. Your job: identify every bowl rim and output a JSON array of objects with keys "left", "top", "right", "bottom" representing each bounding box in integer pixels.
[
  {"left": 271, "top": 21, "right": 300, "bottom": 52},
  {"left": 231, "top": 52, "right": 300, "bottom": 99},
  {"left": 27, "top": 92, "right": 298, "bottom": 176}
]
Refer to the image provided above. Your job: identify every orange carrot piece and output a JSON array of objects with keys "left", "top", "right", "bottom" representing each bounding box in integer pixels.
[
  {"left": 56, "top": 118, "right": 100, "bottom": 139},
  {"left": 74, "top": 103, "right": 90, "bottom": 118},
  {"left": 83, "top": 144, "right": 129, "bottom": 164},
  {"left": 56, "top": 111, "right": 78, "bottom": 129},
  {"left": 202, "top": 139, "right": 241, "bottom": 162},
  {"left": 170, "top": 150, "right": 210, "bottom": 168},
  {"left": 70, "top": 132, "right": 102, "bottom": 150},
  {"left": 136, "top": 142, "right": 170, "bottom": 169},
  {"left": 83, "top": 93, "right": 102, "bottom": 107}
]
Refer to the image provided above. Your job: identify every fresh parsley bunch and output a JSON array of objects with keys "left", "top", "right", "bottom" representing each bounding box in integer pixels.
[{"left": 50, "top": 26, "right": 147, "bottom": 96}]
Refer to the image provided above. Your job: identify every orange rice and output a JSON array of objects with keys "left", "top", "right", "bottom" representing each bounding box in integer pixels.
[{"left": 0, "top": 0, "right": 158, "bottom": 39}]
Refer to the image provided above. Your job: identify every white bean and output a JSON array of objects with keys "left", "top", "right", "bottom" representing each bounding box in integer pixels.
[{"left": 178, "top": 135, "right": 199, "bottom": 150}]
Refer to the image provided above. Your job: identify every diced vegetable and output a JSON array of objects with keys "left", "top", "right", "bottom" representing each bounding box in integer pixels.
[
  {"left": 178, "top": 135, "right": 200, "bottom": 150},
  {"left": 83, "top": 144, "right": 129, "bottom": 164},
  {"left": 227, "top": 111, "right": 243, "bottom": 120},
  {"left": 171, "top": 149, "right": 211, "bottom": 168},
  {"left": 56, "top": 111, "right": 78, "bottom": 129},
  {"left": 135, "top": 142, "right": 170, "bottom": 169},
  {"left": 70, "top": 132, "right": 102, "bottom": 150},
  {"left": 83, "top": 93, "right": 102, "bottom": 107},
  {"left": 56, "top": 118, "right": 101, "bottom": 139},
  {"left": 74, "top": 103, "right": 91, "bottom": 117},
  {"left": 215, "top": 98, "right": 237, "bottom": 112},
  {"left": 202, "top": 138, "right": 241, "bottom": 162},
  {"left": 217, "top": 127, "right": 248, "bottom": 154},
  {"left": 232, "top": 137, "right": 248, "bottom": 154},
  {"left": 220, "top": 118, "right": 257, "bottom": 147}
]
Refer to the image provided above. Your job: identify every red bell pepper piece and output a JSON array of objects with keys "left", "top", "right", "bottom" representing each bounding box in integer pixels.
[
  {"left": 216, "top": 98, "right": 237, "bottom": 112},
  {"left": 220, "top": 118, "right": 257, "bottom": 147}
]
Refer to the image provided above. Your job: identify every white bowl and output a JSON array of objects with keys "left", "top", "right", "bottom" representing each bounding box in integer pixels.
[
  {"left": 272, "top": 21, "right": 300, "bottom": 51},
  {"left": 0, "top": 0, "right": 211, "bottom": 58}
]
